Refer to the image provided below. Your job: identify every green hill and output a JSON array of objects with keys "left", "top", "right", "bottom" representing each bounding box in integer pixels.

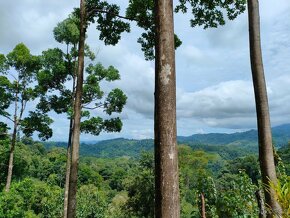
[
  {"left": 43, "top": 124, "right": 290, "bottom": 159},
  {"left": 43, "top": 138, "right": 154, "bottom": 158},
  {"left": 178, "top": 123, "right": 290, "bottom": 146}
]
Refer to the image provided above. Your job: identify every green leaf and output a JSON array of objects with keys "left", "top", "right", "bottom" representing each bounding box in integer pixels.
[
  {"left": 103, "top": 117, "right": 122, "bottom": 132},
  {"left": 81, "top": 117, "right": 103, "bottom": 136},
  {"left": 54, "top": 14, "right": 80, "bottom": 45},
  {"left": 21, "top": 111, "right": 53, "bottom": 141},
  {"left": 175, "top": 0, "right": 246, "bottom": 29},
  {"left": 126, "top": 0, "right": 182, "bottom": 60},
  {"left": 104, "top": 88, "right": 127, "bottom": 115},
  {"left": 0, "top": 54, "right": 8, "bottom": 73}
]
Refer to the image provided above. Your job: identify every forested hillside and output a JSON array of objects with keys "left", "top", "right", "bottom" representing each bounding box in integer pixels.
[
  {"left": 43, "top": 124, "right": 290, "bottom": 159},
  {"left": 1, "top": 0, "right": 290, "bottom": 217},
  {"left": 1, "top": 137, "right": 289, "bottom": 217},
  {"left": 178, "top": 123, "right": 290, "bottom": 147}
]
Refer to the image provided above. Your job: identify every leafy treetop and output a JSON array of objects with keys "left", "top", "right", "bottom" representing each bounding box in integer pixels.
[
  {"left": 0, "top": 43, "right": 53, "bottom": 140},
  {"left": 126, "top": 0, "right": 246, "bottom": 60},
  {"left": 73, "top": 0, "right": 131, "bottom": 46}
]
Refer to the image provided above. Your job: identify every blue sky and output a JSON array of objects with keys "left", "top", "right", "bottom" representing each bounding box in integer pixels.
[{"left": 1, "top": 0, "right": 290, "bottom": 141}]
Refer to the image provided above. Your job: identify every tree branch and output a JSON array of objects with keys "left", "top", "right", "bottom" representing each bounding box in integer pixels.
[
  {"left": 7, "top": 72, "right": 17, "bottom": 81},
  {"left": 19, "top": 92, "right": 27, "bottom": 121},
  {"left": 82, "top": 96, "right": 103, "bottom": 107},
  {"left": 83, "top": 103, "right": 104, "bottom": 110},
  {"left": 2, "top": 114, "right": 14, "bottom": 123}
]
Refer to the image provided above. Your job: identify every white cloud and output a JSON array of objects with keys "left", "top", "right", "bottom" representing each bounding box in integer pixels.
[
  {"left": 177, "top": 80, "right": 255, "bottom": 119},
  {"left": 131, "top": 129, "right": 153, "bottom": 140},
  {"left": 95, "top": 45, "right": 155, "bottom": 119},
  {"left": 1, "top": 0, "right": 290, "bottom": 140},
  {"left": 176, "top": 74, "right": 290, "bottom": 129},
  {"left": 180, "top": 45, "right": 207, "bottom": 63},
  {"left": 0, "top": 0, "right": 78, "bottom": 54}
]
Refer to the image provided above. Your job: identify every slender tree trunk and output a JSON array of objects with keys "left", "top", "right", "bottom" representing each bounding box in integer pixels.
[
  {"left": 5, "top": 118, "right": 17, "bottom": 192},
  {"left": 154, "top": 0, "right": 180, "bottom": 217},
  {"left": 63, "top": 43, "right": 77, "bottom": 218},
  {"left": 5, "top": 83, "right": 19, "bottom": 192},
  {"left": 247, "top": 0, "right": 282, "bottom": 216},
  {"left": 63, "top": 118, "right": 73, "bottom": 218},
  {"left": 67, "top": 0, "right": 86, "bottom": 217},
  {"left": 200, "top": 193, "right": 206, "bottom": 218},
  {"left": 255, "top": 189, "right": 266, "bottom": 218}
]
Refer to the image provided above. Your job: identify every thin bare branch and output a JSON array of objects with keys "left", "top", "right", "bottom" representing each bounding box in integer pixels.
[
  {"left": 2, "top": 114, "right": 13, "bottom": 122},
  {"left": 83, "top": 103, "right": 104, "bottom": 110}
]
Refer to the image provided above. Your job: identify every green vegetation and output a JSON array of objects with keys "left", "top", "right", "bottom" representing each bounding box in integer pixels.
[
  {"left": 40, "top": 124, "right": 290, "bottom": 159},
  {"left": 1, "top": 135, "right": 289, "bottom": 217},
  {"left": 0, "top": 0, "right": 288, "bottom": 216},
  {"left": 268, "top": 176, "right": 290, "bottom": 217}
]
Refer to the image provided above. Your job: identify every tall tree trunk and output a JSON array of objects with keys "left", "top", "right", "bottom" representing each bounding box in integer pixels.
[
  {"left": 5, "top": 84, "right": 19, "bottom": 192},
  {"left": 63, "top": 44, "right": 77, "bottom": 218},
  {"left": 5, "top": 117, "right": 17, "bottom": 192},
  {"left": 200, "top": 192, "right": 206, "bottom": 218},
  {"left": 247, "top": 0, "right": 282, "bottom": 216},
  {"left": 63, "top": 118, "right": 73, "bottom": 218},
  {"left": 67, "top": 0, "right": 86, "bottom": 217},
  {"left": 154, "top": 0, "right": 180, "bottom": 217}
]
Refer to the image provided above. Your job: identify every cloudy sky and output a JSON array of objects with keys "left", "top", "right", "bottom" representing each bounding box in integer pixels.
[{"left": 1, "top": 0, "right": 290, "bottom": 141}]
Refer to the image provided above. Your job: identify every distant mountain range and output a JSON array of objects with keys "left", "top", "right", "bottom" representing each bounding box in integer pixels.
[
  {"left": 43, "top": 123, "right": 290, "bottom": 159},
  {"left": 178, "top": 123, "right": 290, "bottom": 146}
]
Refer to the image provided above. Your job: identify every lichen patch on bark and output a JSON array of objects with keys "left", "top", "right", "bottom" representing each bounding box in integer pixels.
[
  {"left": 161, "top": 63, "right": 171, "bottom": 85},
  {"left": 169, "top": 152, "right": 174, "bottom": 160}
]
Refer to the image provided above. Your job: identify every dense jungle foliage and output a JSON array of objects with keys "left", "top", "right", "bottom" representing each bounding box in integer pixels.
[{"left": 1, "top": 135, "right": 290, "bottom": 217}]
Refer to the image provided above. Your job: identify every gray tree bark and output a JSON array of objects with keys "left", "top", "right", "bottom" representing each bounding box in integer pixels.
[
  {"left": 154, "top": 0, "right": 180, "bottom": 217},
  {"left": 247, "top": 0, "right": 282, "bottom": 216}
]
